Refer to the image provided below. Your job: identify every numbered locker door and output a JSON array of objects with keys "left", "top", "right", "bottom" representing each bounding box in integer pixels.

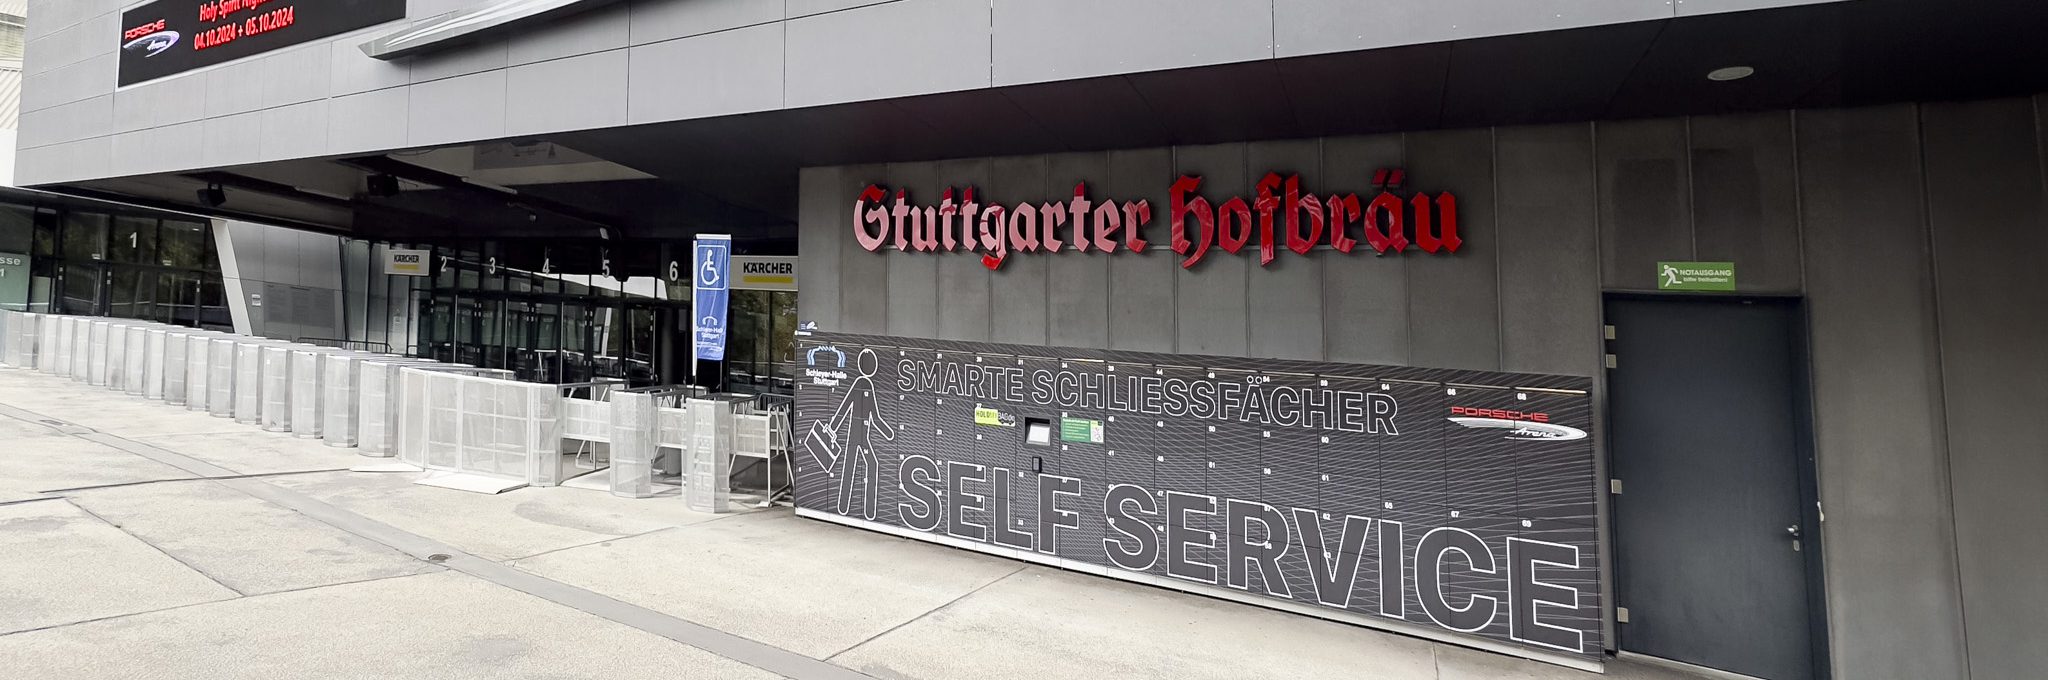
[{"left": 1103, "top": 360, "right": 1166, "bottom": 578}]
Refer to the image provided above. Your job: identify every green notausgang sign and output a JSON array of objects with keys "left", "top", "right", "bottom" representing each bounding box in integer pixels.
[{"left": 1656, "top": 261, "right": 1736, "bottom": 292}]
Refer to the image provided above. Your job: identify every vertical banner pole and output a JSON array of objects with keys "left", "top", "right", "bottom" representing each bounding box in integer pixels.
[{"left": 691, "top": 235, "right": 732, "bottom": 388}]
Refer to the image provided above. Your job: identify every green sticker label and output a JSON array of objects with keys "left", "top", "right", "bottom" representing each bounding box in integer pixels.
[
  {"left": 1059, "top": 417, "right": 1103, "bottom": 443},
  {"left": 1656, "top": 262, "right": 1736, "bottom": 291},
  {"left": 974, "top": 407, "right": 1013, "bottom": 427}
]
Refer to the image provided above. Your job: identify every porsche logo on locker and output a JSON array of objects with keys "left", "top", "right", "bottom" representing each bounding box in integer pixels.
[{"left": 1447, "top": 406, "right": 1589, "bottom": 441}]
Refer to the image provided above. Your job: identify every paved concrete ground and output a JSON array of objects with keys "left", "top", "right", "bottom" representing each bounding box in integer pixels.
[{"left": 0, "top": 368, "right": 1713, "bottom": 679}]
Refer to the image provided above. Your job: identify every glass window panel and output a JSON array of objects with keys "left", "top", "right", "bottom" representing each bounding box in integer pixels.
[
  {"left": 32, "top": 209, "right": 58, "bottom": 257},
  {"left": 0, "top": 202, "right": 32, "bottom": 254},
  {"left": 63, "top": 212, "right": 110, "bottom": 262},
  {"left": 60, "top": 262, "right": 101, "bottom": 314},
  {"left": 110, "top": 216, "right": 159, "bottom": 265},
  {"left": 161, "top": 221, "right": 208, "bottom": 269}
]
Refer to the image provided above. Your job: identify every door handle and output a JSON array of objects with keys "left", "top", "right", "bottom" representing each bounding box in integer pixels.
[{"left": 1785, "top": 524, "right": 1802, "bottom": 539}]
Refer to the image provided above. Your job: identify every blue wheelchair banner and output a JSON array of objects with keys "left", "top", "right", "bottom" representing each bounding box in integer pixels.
[{"left": 693, "top": 235, "right": 732, "bottom": 361}]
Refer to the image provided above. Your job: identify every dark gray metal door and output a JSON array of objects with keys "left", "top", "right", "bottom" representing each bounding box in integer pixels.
[{"left": 1607, "top": 296, "right": 1820, "bottom": 680}]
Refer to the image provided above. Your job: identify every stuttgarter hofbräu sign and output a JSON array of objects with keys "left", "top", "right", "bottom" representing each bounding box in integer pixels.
[{"left": 852, "top": 169, "right": 1461, "bottom": 270}]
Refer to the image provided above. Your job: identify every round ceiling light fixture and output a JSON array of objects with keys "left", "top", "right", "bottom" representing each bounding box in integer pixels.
[{"left": 1707, "top": 66, "right": 1755, "bottom": 82}]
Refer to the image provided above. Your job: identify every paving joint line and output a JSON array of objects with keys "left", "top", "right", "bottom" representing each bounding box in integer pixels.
[
  {"left": 822, "top": 563, "right": 1032, "bottom": 663},
  {"left": 503, "top": 526, "right": 677, "bottom": 564},
  {"left": 61, "top": 497, "right": 249, "bottom": 598},
  {"left": 39, "top": 468, "right": 351, "bottom": 494},
  {"left": 0, "top": 400, "right": 874, "bottom": 680},
  {"left": 0, "top": 571, "right": 438, "bottom": 639}
]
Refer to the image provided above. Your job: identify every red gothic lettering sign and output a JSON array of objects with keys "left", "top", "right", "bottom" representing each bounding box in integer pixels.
[{"left": 852, "top": 169, "right": 1460, "bottom": 270}]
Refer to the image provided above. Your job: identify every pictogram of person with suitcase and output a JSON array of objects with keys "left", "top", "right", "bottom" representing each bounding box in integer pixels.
[{"left": 804, "top": 348, "right": 895, "bottom": 519}]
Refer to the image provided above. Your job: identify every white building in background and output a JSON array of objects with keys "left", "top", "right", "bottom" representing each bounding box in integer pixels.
[{"left": 0, "top": 1, "right": 24, "bottom": 186}]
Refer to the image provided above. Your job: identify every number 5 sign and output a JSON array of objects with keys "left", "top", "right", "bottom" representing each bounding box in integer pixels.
[{"left": 692, "top": 235, "right": 732, "bottom": 362}]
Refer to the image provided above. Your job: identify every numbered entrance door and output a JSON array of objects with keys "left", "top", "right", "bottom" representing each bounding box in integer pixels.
[{"left": 1606, "top": 296, "right": 1826, "bottom": 680}]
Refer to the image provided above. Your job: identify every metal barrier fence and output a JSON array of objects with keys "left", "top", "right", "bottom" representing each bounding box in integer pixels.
[
  {"left": 0, "top": 311, "right": 790, "bottom": 505},
  {"left": 295, "top": 337, "right": 394, "bottom": 354}
]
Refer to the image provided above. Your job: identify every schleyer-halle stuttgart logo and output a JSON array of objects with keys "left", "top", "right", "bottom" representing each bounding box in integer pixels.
[{"left": 804, "top": 349, "right": 895, "bottom": 520}]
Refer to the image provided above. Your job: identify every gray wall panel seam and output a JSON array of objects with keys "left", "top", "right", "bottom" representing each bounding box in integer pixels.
[
  {"left": 782, "top": 0, "right": 788, "bottom": 109},
  {"left": 1318, "top": 136, "right": 1329, "bottom": 361},
  {"left": 1684, "top": 115, "right": 1698, "bottom": 260},
  {"left": 1244, "top": 142, "right": 1252, "bottom": 358},
  {"left": 1586, "top": 119, "right": 1616, "bottom": 651},
  {"left": 1916, "top": 100, "right": 1971, "bottom": 680},
  {"left": 1789, "top": 110, "right": 1808, "bottom": 294},
  {"left": 1399, "top": 132, "right": 1411, "bottom": 365},
  {"left": 1492, "top": 125, "right": 1504, "bottom": 372}
]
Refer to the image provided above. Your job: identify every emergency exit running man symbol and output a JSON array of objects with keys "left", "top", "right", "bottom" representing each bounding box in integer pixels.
[
  {"left": 823, "top": 349, "right": 896, "bottom": 519},
  {"left": 1661, "top": 264, "right": 1683, "bottom": 287}
]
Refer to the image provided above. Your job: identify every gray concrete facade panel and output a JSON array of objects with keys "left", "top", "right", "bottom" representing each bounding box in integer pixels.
[
  {"left": 331, "top": 32, "right": 415, "bottom": 96},
  {"left": 1495, "top": 123, "right": 1599, "bottom": 377},
  {"left": 1689, "top": 111, "right": 1803, "bottom": 293},
  {"left": 1245, "top": 139, "right": 1325, "bottom": 361},
  {"left": 1274, "top": 0, "right": 1671, "bottom": 58},
  {"left": 838, "top": 164, "right": 891, "bottom": 334},
  {"left": 626, "top": 23, "right": 785, "bottom": 125},
  {"left": 883, "top": 162, "right": 941, "bottom": 339},
  {"left": 786, "top": 0, "right": 896, "bottom": 20},
  {"left": 628, "top": 0, "right": 780, "bottom": 46},
  {"left": 1320, "top": 134, "right": 1408, "bottom": 366},
  {"left": 511, "top": 2, "right": 630, "bottom": 65},
  {"left": 259, "top": 100, "right": 332, "bottom": 163},
  {"left": 933, "top": 157, "right": 994, "bottom": 342},
  {"left": 409, "top": 37, "right": 511, "bottom": 84},
  {"left": 1104, "top": 147, "right": 1176, "bottom": 353},
  {"left": 988, "top": 155, "right": 1052, "bottom": 346},
  {"left": 504, "top": 50, "right": 630, "bottom": 137},
  {"left": 991, "top": 0, "right": 1274, "bottom": 86},
  {"left": 1596, "top": 118, "right": 1694, "bottom": 291},
  {"left": 201, "top": 111, "right": 265, "bottom": 169},
  {"left": 1046, "top": 152, "right": 1112, "bottom": 349},
  {"left": 797, "top": 166, "right": 846, "bottom": 331},
  {"left": 782, "top": 0, "right": 991, "bottom": 109},
  {"left": 406, "top": 70, "right": 509, "bottom": 148},
  {"left": 1403, "top": 128, "right": 1500, "bottom": 371},
  {"left": 1792, "top": 105, "right": 1967, "bottom": 680},
  {"left": 1171, "top": 143, "right": 1250, "bottom": 356},
  {"left": 326, "top": 88, "right": 412, "bottom": 156},
  {"left": 1920, "top": 96, "right": 2048, "bottom": 680}
]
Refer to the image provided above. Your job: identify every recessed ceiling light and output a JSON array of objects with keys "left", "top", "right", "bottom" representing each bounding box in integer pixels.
[{"left": 1707, "top": 66, "right": 1755, "bottom": 82}]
